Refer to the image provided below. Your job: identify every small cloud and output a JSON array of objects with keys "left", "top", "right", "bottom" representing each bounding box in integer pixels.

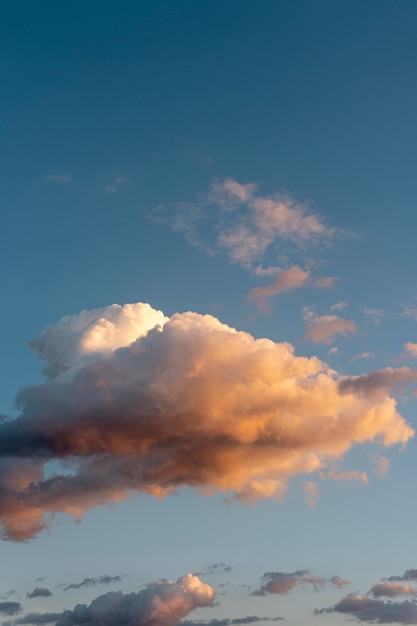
[
  {"left": 351, "top": 352, "right": 374, "bottom": 362},
  {"left": 363, "top": 308, "right": 386, "bottom": 325},
  {"left": 253, "top": 570, "right": 344, "bottom": 596},
  {"left": 247, "top": 266, "right": 310, "bottom": 312},
  {"left": 303, "top": 308, "right": 356, "bottom": 345},
  {"left": 370, "top": 452, "right": 390, "bottom": 478},
  {"left": 103, "top": 176, "right": 133, "bottom": 194},
  {"left": 313, "top": 276, "right": 338, "bottom": 289},
  {"left": 63, "top": 575, "right": 122, "bottom": 591},
  {"left": 204, "top": 563, "right": 234, "bottom": 575},
  {"left": 45, "top": 174, "right": 71, "bottom": 183},
  {"left": 303, "top": 481, "right": 319, "bottom": 508},
  {"left": 328, "top": 347, "right": 338, "bottom": 356},
  {"left": 405, "top": 343, "right": 417, "bottom": 359},
  {"left": 329, "top": 302, "right": 348, "bottom": 312},
  {"left": 387, "top": 569, "right": 417, "bottom": 582},
  {"left": 370, "top": 583, "right": 417, "bottom": 598},
  {"left": 318, "top": 469, "right": 369, "bottom": 484},
  {"left": 27, "top": 589, "right": 52, "bottom": 599},
  {"left": 16, "top": 614, "right": 63, "bottom": 625}
]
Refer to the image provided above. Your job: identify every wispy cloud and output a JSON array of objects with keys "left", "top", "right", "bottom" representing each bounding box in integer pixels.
[
  {"left": 318, "top": 469, "right": 369, "bottom": 484},
  {"left": 303, "top": 482, "right": 319, "bottom": 508},
  {"left": 153, "top": 178, "right": 345, "bottom": 272},
  {"left": 103, "top": 176, "right": 133, "bottom": 194},
  {"left": 62, "top": 576, "right": 122, "bottom": 591},
  {"left": 45, "top": 174, "right": 72, "bottom": 183},
  {"left": 0, "top": 603, "right": 21, "bottom": 616},
  {"left": 253, "top": 570, "right": 348, "bottom": 596},
  {"left": 0, "top": 301, "right": 413, "bottom": 540}
]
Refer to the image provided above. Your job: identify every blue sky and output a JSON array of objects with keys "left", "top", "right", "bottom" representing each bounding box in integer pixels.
[{"left": 2, "top": 2, "right": 417, "bottom": 625}]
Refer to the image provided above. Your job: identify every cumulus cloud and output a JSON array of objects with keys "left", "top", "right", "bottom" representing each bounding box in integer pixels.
[
  {"left": 27, "top": 589, "right": 52, "bottom": 599},
  {"left": 316, "top": 594, "right": 417, "bottom": 624},
  {"left": 0, "top": 301, "right": 414, "bottom": 540},
  {"left": 303, "top": 307, "right": 356, "bottom": 345},
  {"left": 253, "top": 570, "right": 346, "bottom": 595},
  {"left": 247, "top": 266, "right": 310, "bottom": 312},
  {"left": 152, "top": 178, "right": 341, "bottom": 272},
  {"left": 12, "top": 576, "right": 214, "bottom": 626},
  {"left": 63, "top": 576, "right": 122, "bottom": 591},
  {"left": 370, "top": 583, "right": 417, "bottom": 598}
]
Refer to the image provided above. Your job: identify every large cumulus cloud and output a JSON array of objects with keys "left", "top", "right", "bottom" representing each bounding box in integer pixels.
[
  {"left": 13, "top": 575, "right": 214, "bottom": 626},
  {"left": 0, "top": 302, "right": 415, "bottom": 540}
]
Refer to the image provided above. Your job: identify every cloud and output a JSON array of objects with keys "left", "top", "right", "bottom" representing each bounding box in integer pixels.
[
  {"left": 303, "top": 308, "right": 356, "bottom": 345},
  {"left": 253, "top": 570, "right": 345, "bottom": 595},
  {"left": 387, "top": 570, "right": 417, "bottom": 582},
  {"left": 0, "top": 301, "right": 414, "bottom": 540},
  {"left": 318, "top": 469, "right": 369, "bottom": 483},
  {"left": 204, "top": 563, "right": 233, "bottom": 575},
  {"left": 370, "top": 583, "right": 417, "bottom": 598},
  {"left": 152, "top": 179, "right": 342, "bottom": 271},
  {"left": 180, "top": 618, "right": 283, "bottom": 626},
  {"left": 63, "top": 576, "right": 122, "bottom": 591},
  {"left": 316, "top": 594, "right": 417, "bottom": 624},
  {"left": 313, "top": 276, "right": 338, "bottom": 289},
  {"left": 45, "top": 174, "right": 71, "bottom": 183},
  {"left": 247, "top": 266, "right": 310, "bottom": 311},
  {"left": 303, "top": 482, "right": 319, "bottom": 508},
  {"left": 371, "top": 452, "right": 390, "bottom": 478},
  {"left": 351, "top": 352, "right": 375, "bottom": 362},
  {"left": 405, "top": 343, "right": 417, "bottom": 359},
  {"left": 0, "top": 604, "right": 21, "bottom": 616},
  {"left": 11, "top": 576, "right": 214, "bottom": 626},
  {"left": 329, "top": 302, "right": 348, "bottom": 312},
  {"left": 27, "top": 589, "right": 52, "bottom": 599},
  {"left": 103, "top": 176, "right": 133, "bottom": 194},
  {"left": 16, "top": 615, "right": 62, "bottom": 625}
]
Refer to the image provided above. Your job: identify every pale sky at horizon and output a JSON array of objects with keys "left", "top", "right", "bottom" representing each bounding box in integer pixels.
[{"left": 2, "top": 2, "right": 417, "bottom": 625}]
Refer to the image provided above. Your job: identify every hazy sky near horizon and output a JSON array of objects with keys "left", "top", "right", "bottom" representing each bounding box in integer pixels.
[{"left": 2, "top": 2, "right": 417, "bottom": 625}]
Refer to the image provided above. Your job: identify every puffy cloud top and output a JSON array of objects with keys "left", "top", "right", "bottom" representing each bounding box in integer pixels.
[{"left": 0, "top": 302, "right": 414, "bottom": 540}]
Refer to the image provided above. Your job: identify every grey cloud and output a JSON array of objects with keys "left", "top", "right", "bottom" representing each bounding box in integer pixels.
[
  {"left": 387, "top": 570, "right": 417, "bottom": 582},
  {"left": 27, "top": 589, "right": 52, "bottom": 599},
  {"left": 63, "top": 576, "right": 122, "bottom": 591},
  {"left": 253, "top": 570, "right": 344, "bottom": 596},
  {"left": 0, "top": 604, "right": 21, "bottom": 616},
  {"left": 16, "top": 614, "right": 63, "bottom": 624},
  {"left": 180, "top": 618, "right": 283, "bottom": 626},
  {"left": 316, "top": 594, "right": 417, "bottom": 624}
]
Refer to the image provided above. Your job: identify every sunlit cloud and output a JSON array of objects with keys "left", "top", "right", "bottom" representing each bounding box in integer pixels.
[
  {"left": 11, "top": 575, "right": 215, "bottom": 626},
  {"left": 303, "top": 482, "right": 319, "bottom": 508},
  {"left": 405, "top": 343, "right": 417, "bottom": 359},
  {"left": 318, "top": 469, "right": 369, "bottom": 483},
  {"left": 370, "top": 583, "right": 417, "bottom": 598},
  {"left": 312, "top": 276, "right": 339, "bottom": 289},
  {"left": 303, "top": 307, "right": 356, "bottom": 345},
  {"left": 370, "top": 452, "right": 390, "bottom": 478},
  {"left": 0, "top": 301, "right": 414, "bottom": 540},
  {"left": 247, "top": 266, "right": 310, "bottom": 312}
]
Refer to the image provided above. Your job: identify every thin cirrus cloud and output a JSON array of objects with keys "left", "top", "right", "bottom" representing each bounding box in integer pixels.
[
  {"left": 103, "top": 175, "right": 133, "bottom": 194},
  {"left": 10, "top": 575, "right": 215, "bottom": 626},
  {"left": 152, "top": 178, "right": 344, "bottom": 273},
  {"left": 253, "top": 570, "right": 349, "bottom": 596},
  {"left": 0, "top": 301, "right": 415, "bottom": 541},
  {"left": 303, "top": 307, "right": 357, "bottom": 345},
  {"left": 45, "top": 174, "right": 72, "bottom": 183}
]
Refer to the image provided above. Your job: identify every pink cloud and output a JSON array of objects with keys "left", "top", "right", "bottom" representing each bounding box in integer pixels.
[
  {"left": 303, "top": 311, "right": 356, "bottom": 345},
  {"left": 247, "top": 266, "right": 310, "bottom": 312}
]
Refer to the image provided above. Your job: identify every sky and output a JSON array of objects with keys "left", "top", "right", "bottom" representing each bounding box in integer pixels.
[{"left": 2, "top": 1, "right": 417, "bottom": 624}]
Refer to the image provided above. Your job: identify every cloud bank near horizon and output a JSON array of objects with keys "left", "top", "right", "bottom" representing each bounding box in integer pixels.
[{"left": 0, "top": 301, "right": 415, "bottom": 540}]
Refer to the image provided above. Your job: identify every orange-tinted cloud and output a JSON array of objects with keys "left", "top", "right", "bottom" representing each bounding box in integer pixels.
[
  {"left": 303, "top": 308, "right": 357, "bottom": 344},
  {"left": 247, "top": 266, "right": 310, "bottom": 312},
  {"left": 0, "top": 302, "right": 414, "bottom": 540}
]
